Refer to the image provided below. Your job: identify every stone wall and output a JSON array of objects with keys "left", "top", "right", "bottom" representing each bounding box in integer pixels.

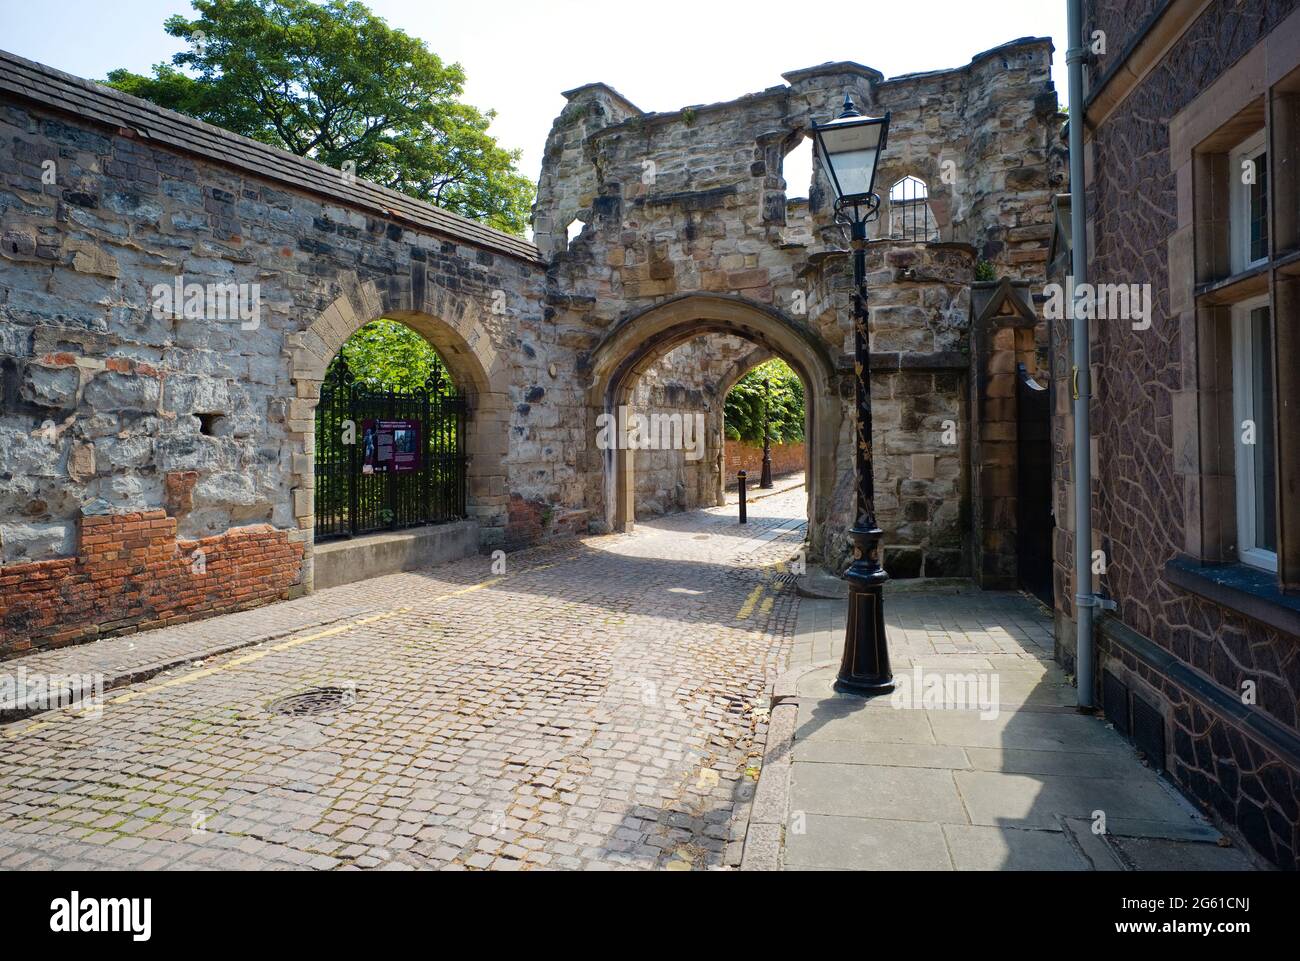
[
  {"left": 0, "top": 74, "right": 549, "bottom": 656},
  {"left": 538, "top": 40, "right": 1059, "bottom": 564},
  {"left": 868, "top": 42, "right": 1066, "bottom": 277},
  {"left": 0, "top": 37, "right": 1062, "bottom": 654},
  {"left": 856, "top": 243, "right": 974, "bottom": 579}
]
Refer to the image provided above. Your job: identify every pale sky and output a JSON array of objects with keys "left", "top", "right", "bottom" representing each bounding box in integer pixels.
[{"left": 0, "top": 0, "right": 1067, "bottom": 188}]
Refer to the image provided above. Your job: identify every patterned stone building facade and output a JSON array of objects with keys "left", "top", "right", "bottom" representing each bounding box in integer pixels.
[{"left": 1051, "top": 0, "right": 1300, "bottom": 868}]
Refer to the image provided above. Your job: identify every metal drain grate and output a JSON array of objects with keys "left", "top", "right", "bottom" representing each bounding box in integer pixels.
[{"left": 267, "top": 687, "right": 356, "bottom": 717}]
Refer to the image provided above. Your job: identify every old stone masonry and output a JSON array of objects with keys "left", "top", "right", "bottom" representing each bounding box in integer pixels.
[{"left": 0, "top": 38, "right": 1064, "bottom": 655}]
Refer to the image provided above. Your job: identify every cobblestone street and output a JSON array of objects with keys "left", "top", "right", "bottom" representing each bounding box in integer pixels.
[{"left": 0, "top": 488, "right": 808, "bottom": 871}]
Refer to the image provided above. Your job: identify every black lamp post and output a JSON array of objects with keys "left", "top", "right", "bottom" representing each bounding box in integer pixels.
[
  {"left": 760, "top": 376, "right": 774, "bottom": 489},
  {"left": 812, "top": 94, "right": 894, "bottom": 697}
]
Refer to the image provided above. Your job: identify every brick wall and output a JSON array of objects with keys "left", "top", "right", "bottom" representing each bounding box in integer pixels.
[
  {"left": 0, "top": 510, "right": 302, "bottom": 659},
  {"left": 725, "top": 440, "right": 806, "bottom": 483}
]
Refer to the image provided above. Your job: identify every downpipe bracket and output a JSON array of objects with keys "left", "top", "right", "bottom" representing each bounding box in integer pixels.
[{"left": 1075, "top": 592, "right": 1117, "bottom": 613}]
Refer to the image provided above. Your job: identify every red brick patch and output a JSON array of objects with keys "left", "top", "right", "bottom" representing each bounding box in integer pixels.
[
  {"left": 724, "top": 440, "right": 806, "bottom": 483},
  {"left": 505, "top": 494, "right": 546, "bottom": 549},
  {"left": 0, "top": 511, "right": 303, "bottom": 660},
  {"left": 164, "top": 471, "right": 200, "bottom": 516}
]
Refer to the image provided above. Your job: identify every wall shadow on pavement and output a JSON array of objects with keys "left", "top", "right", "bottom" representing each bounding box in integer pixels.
[
  {"left": 389, "top": 528, "right": 809, "bottom": 634},
  {"left": 770, "top": 586, "right": 1247, "bottom": 871}
]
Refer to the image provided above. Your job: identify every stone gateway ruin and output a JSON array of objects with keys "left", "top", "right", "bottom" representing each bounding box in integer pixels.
[{"left": 0, "top": 39, "right": 1064, "bottom": 656}]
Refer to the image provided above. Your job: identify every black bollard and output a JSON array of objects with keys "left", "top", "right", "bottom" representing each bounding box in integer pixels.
[{"left": 737, "top": 470, "right": 748, "bottom": 524}]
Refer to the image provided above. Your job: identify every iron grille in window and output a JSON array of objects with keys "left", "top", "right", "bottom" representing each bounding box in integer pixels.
[{"left": 888, "top": 176, "right": 938, "bottom": 243}]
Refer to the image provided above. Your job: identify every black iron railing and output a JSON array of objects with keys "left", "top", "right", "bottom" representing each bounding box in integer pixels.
[
  {"left": 314, "top": 359, "right": 467, "bottom": 541},
  {"left": 888, "top": 176, "right": 938, "bottom": 243}
]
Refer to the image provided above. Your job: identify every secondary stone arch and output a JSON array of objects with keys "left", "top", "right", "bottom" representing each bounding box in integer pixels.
[
  {"left": 708, "top": 345, "right": 777, "bottom": 506},
  {"left": 585, "top": 294, "right": 842, "bottom": 557},
  {"left": 286, "top": 279, "right": 511, "bottom": 590}
]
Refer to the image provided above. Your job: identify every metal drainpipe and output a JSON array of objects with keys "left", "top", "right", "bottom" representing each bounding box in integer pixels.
[{"left": 1067, "top": 0, "right": 1096, "bottom": 709}]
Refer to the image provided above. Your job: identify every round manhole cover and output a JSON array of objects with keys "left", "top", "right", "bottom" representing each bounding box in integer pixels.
[{"left": 267, "top": 687, "right": 356, "bottom": 717}]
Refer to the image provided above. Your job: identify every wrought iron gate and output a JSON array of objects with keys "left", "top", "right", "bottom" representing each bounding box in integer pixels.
[{"left": 314, "top": 360, "right": 467, "bottom": 541}]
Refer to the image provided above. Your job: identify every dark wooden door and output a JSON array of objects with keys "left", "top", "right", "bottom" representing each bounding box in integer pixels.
[{"left": 1016, "top": 364, "right": 1054, "bottom": 606}]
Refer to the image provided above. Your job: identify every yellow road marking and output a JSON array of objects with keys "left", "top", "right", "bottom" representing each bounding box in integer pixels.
[
  {"left": 108, "top": 609, "right": 408, "bottom": 706},
  {"left": 5, "top": 546, "right": 743, "bottom": 735},
  {"left": 2, "top": 574, "right": 522, "bottom": 737},
  {"left": 737, "top": 585, "right": 765, "bottom": 620}
]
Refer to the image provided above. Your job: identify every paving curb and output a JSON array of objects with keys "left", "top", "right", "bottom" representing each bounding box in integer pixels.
[
  {"left": 739, "top": 658, "right": 837, "bottom": 871},
  {"left": 0, "top": 611, "right": 372, "bottom": 724},
  {"left": 795, "top": 567, "right": 847, "bottom": 600}
]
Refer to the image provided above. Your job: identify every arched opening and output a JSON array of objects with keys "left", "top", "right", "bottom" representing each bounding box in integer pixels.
[
  {"left": 585, "top": 295, "right": 842, "bottom": 561},
  {"left": 288, "top": 281, "right": 509, "bottom": 591},
  {"left": 722, "top": 357, "right": 807, "bottom": 497},
  {"left": 314, "top": 320, "right": 467, "bottom": 542}
]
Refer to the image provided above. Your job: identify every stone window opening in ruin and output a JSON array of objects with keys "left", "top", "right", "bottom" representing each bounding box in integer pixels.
[
  {"left": 196, "top": 412, "right": 227, "bottom": 437},
  {"left": 780, "top": 136, "right": 816, "bottom": 245},
  {"left": 782, "top": 137, "right": 815, "bottom": 201},
  {"left": 565, "top": 218, "right": 588, "bottom": 250},
  {"left": 888, "top": 176, "right": 940, "bottom": 243}
]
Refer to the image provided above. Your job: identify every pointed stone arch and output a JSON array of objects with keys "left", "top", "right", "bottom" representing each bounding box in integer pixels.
[
  {"left": 711, "top": 345, "right": 778, "bottom": 506},
  {"left": 584, "top": 293, "right": 844, "bottom": 557}
]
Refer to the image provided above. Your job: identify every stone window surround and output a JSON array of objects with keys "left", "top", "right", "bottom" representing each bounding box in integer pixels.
[{"left": 1171, "top": 17, "right": 1300, "bottom": 606}]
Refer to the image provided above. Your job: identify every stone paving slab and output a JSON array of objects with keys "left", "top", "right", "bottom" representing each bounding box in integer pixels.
[
  {"left": 752, "top": 592, "right": 1261, "bottom": 872},
  {"left": 923, "top": 710, "right": 1130, "bottom": 754},
  {"left": 940, "top": 823, "right": 1086, "bottom": 872},
  {"left": 953, "top": 768, "right": 1200, "bottom": 829},
  {"left": 786, "top": 814, "right": 950, "bottom": 871},
  {"left": 791, "top": 763, "right": 968, "bottom": 823}
]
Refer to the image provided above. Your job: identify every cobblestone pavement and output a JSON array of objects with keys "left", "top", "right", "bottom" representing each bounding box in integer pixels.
[{"left": 0, "top": 488, "right": 807, "bottom": 871}]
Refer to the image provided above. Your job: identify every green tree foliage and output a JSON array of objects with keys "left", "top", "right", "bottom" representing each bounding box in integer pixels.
[
  {"left": 329, "top": 319, "right": 451, "bottom": 393},
  {"left": 724, "top": 359, "right": 805, "bottom": 445},
  {"left": 104, "top": 0, "right": 534, "bottom": 233}
]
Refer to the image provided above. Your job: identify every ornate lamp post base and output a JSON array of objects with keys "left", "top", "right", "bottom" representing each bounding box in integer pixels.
[{"left": 834, "top": 525, "right": 895, "bottom": 696}]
